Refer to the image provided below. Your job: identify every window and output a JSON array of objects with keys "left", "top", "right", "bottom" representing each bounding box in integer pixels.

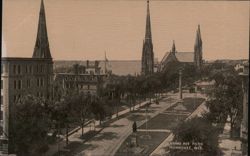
[
  {"left": 27, "top": 79, "right": 31, "bottom": 88},
  {"left": 29, "top": 66, "right": 32, "bottom": 73},
  {"left": 1, "top": 64, "right": 3, "bottom": 74},
  {"left": 14, "top": 80, "right": 17, "bottom": 89},
  {"left": 87, "top": 85, "right": 90, "bottom": 90},
  {"left": 25, "top": 65, "right": 28, "bottom": 73},
  {"left": 40, "top": 78, "right": 44, "bottom": 87},
  {"left": 17, "top": 65, "right": 21, "bottom": 74},
  {"left": 0, "top": 111, "right": 3, "bottom": 120},
  {"left": 13, "top": 65, "right": 16, "bottom": 74},
  {"left": 18, "top": 80, "right": 22, "bottom": 89},
  {"left": 37, "top": 78, "right": 40, "bottom": 87},
  {"left": 1, "top": 80, "right": 2, "bottom": 89},
  {"left": 40, "top": 65, "right": 43, "bottom": 73},
  {"left": 37, "top": 65, "right": 39, "bottom": 72},
  {"left": 1, "top": 95, "right": 3, "bottom": 105}
]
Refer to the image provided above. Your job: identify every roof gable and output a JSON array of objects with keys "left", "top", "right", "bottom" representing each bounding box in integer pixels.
[{"left": 175, "top": 52, "right": 194, "bottom": 63}]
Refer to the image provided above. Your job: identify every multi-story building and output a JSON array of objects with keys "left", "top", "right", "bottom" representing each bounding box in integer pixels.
[
  {"left": 54, "top": 61, "right": 108, "bottom": 95},
  {"left": 1, "top": 0, "right": 53, "bottom": 154}
]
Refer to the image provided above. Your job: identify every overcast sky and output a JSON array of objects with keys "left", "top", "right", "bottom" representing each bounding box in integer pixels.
[{"left": 2, "top": 0, "right": 249, "bottom": 61}]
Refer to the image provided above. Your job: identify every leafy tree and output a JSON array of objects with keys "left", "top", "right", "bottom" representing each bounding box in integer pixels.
[
  {"left": 206, "top": 66, "right": 243, "bottom": 137},
  {"left": 172, "top": 117, "right": 219, "bottom": 155},
  {"left": 11, "top": 95, "right": 50, "bottom": 156}
]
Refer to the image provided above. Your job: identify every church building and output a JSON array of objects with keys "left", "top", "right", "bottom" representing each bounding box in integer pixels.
[{"left": 158, "top": 25, "right": 203, "bottom": 72}]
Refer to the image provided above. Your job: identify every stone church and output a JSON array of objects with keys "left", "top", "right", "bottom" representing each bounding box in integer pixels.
[
  {"left": 158, "top": 25, "right": 203, "bottom": 72},
  {"left": 141, "top": 0, "right": 203, "bottom": 75}
]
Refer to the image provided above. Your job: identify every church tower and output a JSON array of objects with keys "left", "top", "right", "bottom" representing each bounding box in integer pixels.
[
  {"left": 194, "top": 25, "right": 202, "bottom": 71},
  {"left": 33, "top": 0, "right": 52, "bottom": 59},
  {"left": 141, "top": 0, "right": 154, "bottom": 75},
  {"left": 171, "top": 40, "right": 176, "bottom": 54}
]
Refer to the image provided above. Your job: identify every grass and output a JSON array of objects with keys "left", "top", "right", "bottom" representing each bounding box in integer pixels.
[
  {"left": 167, "top": 97, "right": 205, "bottom": 113},
  {"left": 115, "top": 131, "right": 170, "bottom": 156},
  {"left": 139, "top": 114, "right": 188, "bottom": 130}
]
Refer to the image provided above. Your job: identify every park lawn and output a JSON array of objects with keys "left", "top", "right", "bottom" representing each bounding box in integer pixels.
[
  {"left": 139, "top": 114, "right": 188, "bottom": 130},
  {"left": 115, "top": 131, "right": 170, "bottom": 156},
  {"left": 167, "top": 97, "right": 205, "bottom": 113}
]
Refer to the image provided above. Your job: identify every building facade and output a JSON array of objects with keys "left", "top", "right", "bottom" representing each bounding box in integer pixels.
[
  {"left": 1, "top": 0, "right": 53, "bottom": 154},
  {"left": 239, "top": 63, "right": 248, "bottom": 156},
  {"left": 158, "top": 25, "right": 203, "bottom": 72},
  {"left": 54, "top": 61, "right": 108, "bottom": 95},
  {"left": 141, "top": 0, "right": 154, "bottom": 76}
]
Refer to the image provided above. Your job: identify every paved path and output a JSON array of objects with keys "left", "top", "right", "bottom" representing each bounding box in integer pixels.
[
  {"left": 218, "top": 116, "right": 242, "bottom": 156},
  {"left": 137, "top": 129, "right": 171, "bottom": 133},
  {"left": 150, "top": 93, "right": 207, "bottom": 156},
  {"left": 76, "top": 93, "right": 180, "bottom": 156},
  {"left": 45, "top": 100, "right": 150, "bottom": 156},
  {"left": 45, "top": 94, "right": 177, "bottom": 156}
]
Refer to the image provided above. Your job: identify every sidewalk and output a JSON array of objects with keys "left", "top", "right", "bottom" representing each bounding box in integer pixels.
[
  {"left": 218, "top": 116, "right": 242, "bottom": 156},
  {"left": 77, "top": 94, "right": 179, "bottom": 156},
  {"left": 45, "top": 97, "right": 158, "bottom": 156}
]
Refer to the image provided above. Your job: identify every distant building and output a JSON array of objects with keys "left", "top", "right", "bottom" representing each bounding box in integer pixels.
[
  {"left": 54, "top": 61, "right": 108, "bottom": 95},
  {"left": 1, "top": 0, "right": 53, "bottom": 154},
  {"left": 194, "top": 80, "right": 215, "bottom": 94},
  {"left": 235, "top": 61, "right": 249, "bottom": 72},
  {"left": 141, "top": 0, "right": 154, "bottom": 76},
  {"left": 158, "top": 25, "right": 203, "bottom": 72}
]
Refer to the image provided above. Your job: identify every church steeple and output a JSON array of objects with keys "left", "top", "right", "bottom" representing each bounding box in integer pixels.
[
  {"left": 195, "top": 24, "right": 202, "bottom": 48},
  {"left": 33, "top": 0, "right": 52, "bottom": 59},
  {"left": 145, "top": 0, "right": 152, "bottom": 40},
  {"left": 194, "top": 24, "right": 203, "bottom": 71},
  {"left": 141, "top": 0, "right": 154, "bottom": 75},
  {"left": 171, "top": 40, "right": 176, "bottom": 54}
]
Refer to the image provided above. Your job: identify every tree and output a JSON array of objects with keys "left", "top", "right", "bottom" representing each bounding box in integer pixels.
[
  {"left": 172, "top": 117, "right": 219, "bottom": 155},
  {"left": 206, "top": 66, "right": 243, "bottom": 137},
  {"left": 11, "top": 95, "right": 50, "bottom": 156}
]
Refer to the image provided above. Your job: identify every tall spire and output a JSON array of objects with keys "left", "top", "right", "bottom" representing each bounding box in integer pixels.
[
  {"left": 171, "top": 40, "right": 176, "bottom": 54},
  {"left": 195, "top": 24, "right": 202, "bottom": 47},
  {"left": 141, "top": 0, "right": 154, "bottom": 75},
  {"left": 145, "top": 0, "right": 152, "bottom": 40},
  {"left": 194, "top": 24, "right": 203, "bottom": 71},
  {"left": 33, "top": 0, "right": 52, "bottom": 59}
]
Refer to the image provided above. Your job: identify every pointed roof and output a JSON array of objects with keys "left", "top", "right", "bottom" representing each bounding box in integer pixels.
[
  {"left": 145, "top": 0, "right": 152, "bottom": 40},
  {"left": 195, "top": 24, "right": 202, "bottom": 48},
  {"left": 171, "top": 40, "right": 176, "bottom": 53},
  {"left": 32, "top": 0, "right": 52, "bottom": 59}
]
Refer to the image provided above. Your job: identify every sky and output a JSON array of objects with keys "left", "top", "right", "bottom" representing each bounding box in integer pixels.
[{"left": 2, "top": 0, "right": 249, "bottom": 61}]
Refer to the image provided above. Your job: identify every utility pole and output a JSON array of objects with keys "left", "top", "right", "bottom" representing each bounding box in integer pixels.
[{"left": 179, "top": 69, "right": 183, "bottom": 100}]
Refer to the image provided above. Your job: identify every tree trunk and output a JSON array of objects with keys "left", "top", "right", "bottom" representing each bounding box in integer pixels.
[
  {"left": 66, "top": 123, "right": 69, "bottom": 145},
  {"left": 81, "top": 119, "right": 84, "bottom": 137},
  {"left": 230, "top": 114, "right": 233, "bottom": 138}
]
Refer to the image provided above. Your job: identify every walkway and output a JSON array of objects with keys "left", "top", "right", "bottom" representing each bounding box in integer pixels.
[
  {"left": 76, "top": 93, "right": 180, "bottom": 156},
  {"left": 218, "top": 116, "right": 242, "bottom": 156},
  {"left": 45, "top": 99, "right": 151, "bottom": 156},
  {"left": 150, "top": 93, "right": 207, "bottom": 156}
]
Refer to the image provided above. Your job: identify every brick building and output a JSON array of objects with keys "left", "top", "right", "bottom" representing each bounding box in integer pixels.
[{"left": 1, "top": 0, "right": 53, "bottom": 154}]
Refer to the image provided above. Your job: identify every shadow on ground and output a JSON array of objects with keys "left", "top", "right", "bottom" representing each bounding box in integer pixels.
[
  {"left": 92, "top": 132, "right": 119, "bottom": 141},
  {"left": 53, "top": 142, "right": 98, "bottom": 156}
]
